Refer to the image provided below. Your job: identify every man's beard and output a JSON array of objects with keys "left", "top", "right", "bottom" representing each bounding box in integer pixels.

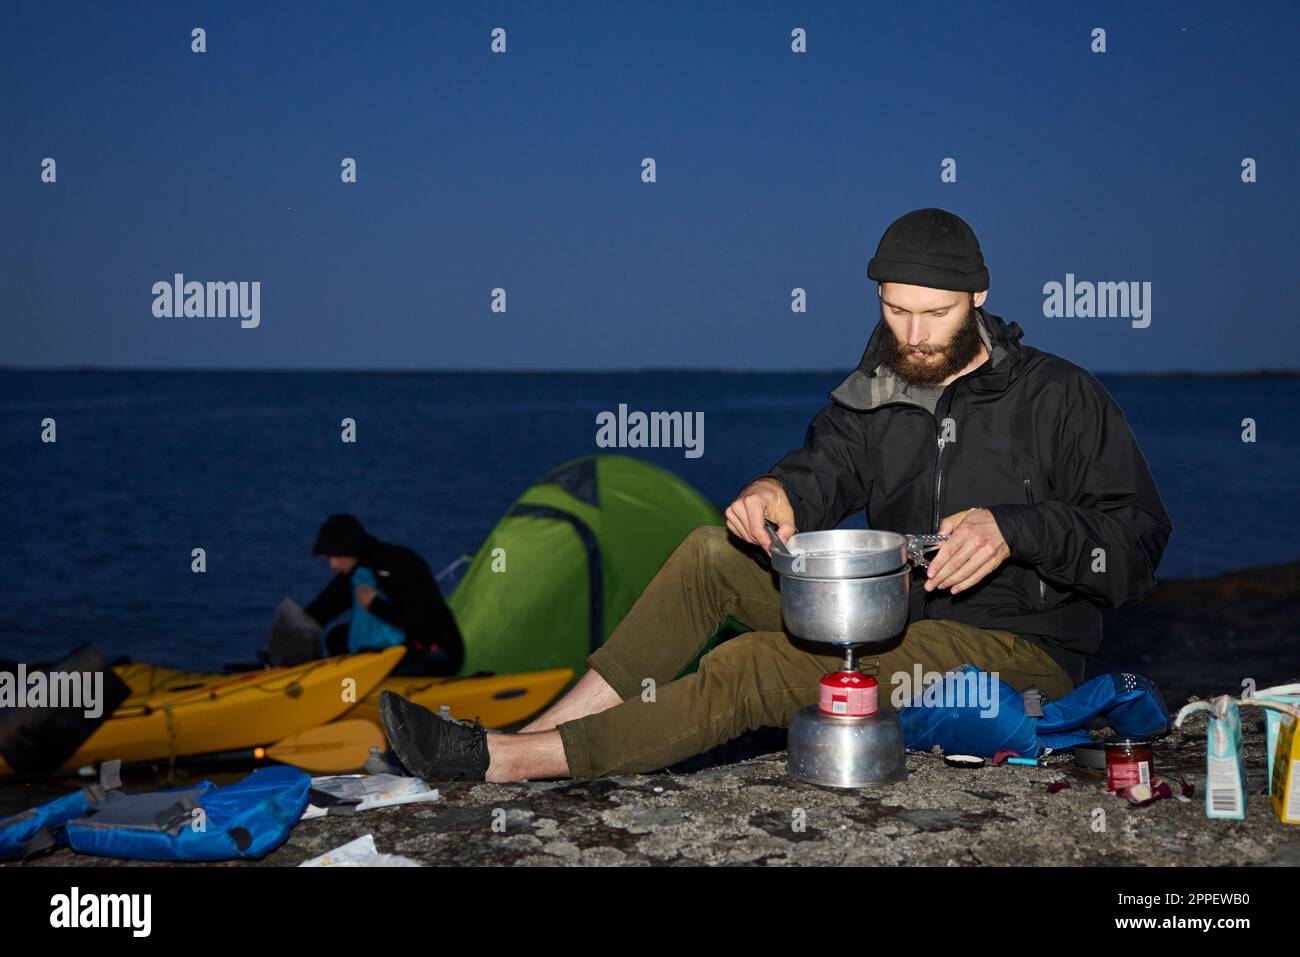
[{"left": 877, "top": 302, "right": 985, "bottom": 386}]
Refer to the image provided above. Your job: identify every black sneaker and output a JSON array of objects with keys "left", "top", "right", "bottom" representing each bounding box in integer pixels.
[{"left": 378, "top": 691, "right": 491, "bottom": 783}]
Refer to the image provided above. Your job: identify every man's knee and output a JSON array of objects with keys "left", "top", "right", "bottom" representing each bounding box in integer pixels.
[
  {"left": 679, "top": 523, "right": 762, "bottom": 572},
  {"left": 680, "top": 523, "right": 730, "bottom": 557}
]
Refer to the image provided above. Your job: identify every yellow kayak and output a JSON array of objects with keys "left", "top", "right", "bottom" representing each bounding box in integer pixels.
[
  {"left": 347, "top": 668, "right": 574, "bottom": 729},
  {"left": 112, "top": 661, "right": 574, "bottom": 729},
  {"left": 113, "top": 659, "right": 573, "bottom": 730},
  {"left": 0, "top": 647, "right": 404, "bottom": 773}
]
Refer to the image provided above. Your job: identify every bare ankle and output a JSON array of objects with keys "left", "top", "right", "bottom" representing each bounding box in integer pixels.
[
  {"left": 484, "top": 735, "right": 512, "bottom": 783},
  {"left": 483, "top": 730, "right": 570, "bottom": 783}
]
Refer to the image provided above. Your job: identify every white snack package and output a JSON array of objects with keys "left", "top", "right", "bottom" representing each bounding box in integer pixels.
[
  {"left": 298, "top": 833, "right": 422, "bottom": 867},
  {"left": 300, "top": 773, "right": 440, "bottom": 821}
]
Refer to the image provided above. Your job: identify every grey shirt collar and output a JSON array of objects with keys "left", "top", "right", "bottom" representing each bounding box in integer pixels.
[{"left": 831, "top": 310, "right": 1000, "bottom": 413}]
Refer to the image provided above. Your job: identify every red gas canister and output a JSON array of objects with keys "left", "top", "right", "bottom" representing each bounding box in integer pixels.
[{"left": 819, "top": 672, "right": 878, "bottom": 718}]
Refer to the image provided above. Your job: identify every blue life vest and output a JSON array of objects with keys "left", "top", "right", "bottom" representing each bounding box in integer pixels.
[
  {"left": 1, "top": 788, "right": 95, "bottom": 861},
  {"left": 898, "top": 665, "right": 1170, "bottom": 758},
  {"left": 347, "top": 567, "right": 406, "bottom": 653},
  {"left": 2, "top": 764, "right": 311, "bottom": 862},
  {"left": 0, "top": 760, "right": 122, "bottom": 861},
  {"left": 64, "top": 765, "right": 311, "bottom": 861}
]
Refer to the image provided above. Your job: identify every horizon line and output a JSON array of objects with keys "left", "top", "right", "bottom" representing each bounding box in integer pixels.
[{"left": 2, "top": 364, "right": 1299, "bottom": 379}]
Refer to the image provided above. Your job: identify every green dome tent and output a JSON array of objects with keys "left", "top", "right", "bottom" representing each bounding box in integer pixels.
[{"left": 448, "top": 455, "right": 725, "bottom": 678}]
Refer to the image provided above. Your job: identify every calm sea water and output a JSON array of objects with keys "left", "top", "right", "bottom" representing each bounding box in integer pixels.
[{"left": 2, "top": 370, "right": 1297, "bottom": 671}]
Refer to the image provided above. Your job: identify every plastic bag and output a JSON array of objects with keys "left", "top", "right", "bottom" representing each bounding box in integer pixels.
[{"left": 266, "top": 598, "right": 324, "bottom": 667}]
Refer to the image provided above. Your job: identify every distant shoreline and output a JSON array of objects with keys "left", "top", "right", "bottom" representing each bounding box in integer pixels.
[{"left": 3, "top": 366, "right": 1299, "bottom": 379}]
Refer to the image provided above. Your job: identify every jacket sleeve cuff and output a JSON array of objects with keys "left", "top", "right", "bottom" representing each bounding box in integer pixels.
[
  {"left": 986, "top": 503, "right": 1044, "bottom": 564},
  {"left": 734, "top": 473, "right": 784, "bottom": 499}
]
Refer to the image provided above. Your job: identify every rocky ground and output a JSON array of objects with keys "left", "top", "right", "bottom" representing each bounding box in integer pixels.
[
  {"left": 8, "top": 561, "right": 1300, "bottom": 867},
  {"left": 21, "top": 717, "right": 1300, "bottom": 867}
]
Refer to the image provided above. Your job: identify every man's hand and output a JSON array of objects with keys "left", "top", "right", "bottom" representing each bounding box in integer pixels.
[
  {"left": 726, "top": 478, "right": 796, "bottom": 552},
  {"left": 924, "top": 508, "right": 1011, "bottom": 594},
  {"left": 355, "top": 583, "right": 377, "bottom": 609}
]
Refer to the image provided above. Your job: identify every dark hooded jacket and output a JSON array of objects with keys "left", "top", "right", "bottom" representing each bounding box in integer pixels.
[
  {"left": 306, "top": 518, "right": 462, "bottom": 663},
  {"left": 757, "top": 307, "right": 1173, "bottom": 687}
]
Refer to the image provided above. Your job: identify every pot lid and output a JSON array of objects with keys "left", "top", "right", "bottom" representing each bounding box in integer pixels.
[{"left": 769, "top": 529, "right": 910, "bottom": 579}]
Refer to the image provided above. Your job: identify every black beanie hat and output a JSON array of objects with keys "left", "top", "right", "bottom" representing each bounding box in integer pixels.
[
  {"left": 312, "top": 514, "right": 371, "bottom": 556},
  {"left": 867, "top": 208, "right": 989, "bottom": 292}
]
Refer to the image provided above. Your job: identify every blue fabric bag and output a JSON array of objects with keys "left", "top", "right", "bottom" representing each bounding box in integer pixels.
[
  {"left": 898, "top": 665, "right": 1170, "bottom": 758},
  {"left": 347, "top": 567, "right": 406, "bottom": 653},
  {"left": 897, "top": 664, "right": 1040, "bottom": 757},
  {"left": 65, "top": 765, "right": 311, "bottom": 862},
  {"left": 1036, "top": 671, "right": 1170, "bottom": 751}
]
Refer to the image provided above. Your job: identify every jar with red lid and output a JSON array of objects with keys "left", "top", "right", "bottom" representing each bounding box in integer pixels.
[{"left": 1104, "top": 737, "right": 1153, "bottom": 791}]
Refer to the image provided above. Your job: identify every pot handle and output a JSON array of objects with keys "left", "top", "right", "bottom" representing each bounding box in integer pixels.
[
  {"left": 763, "top": 519, "right": 795, "bottom": 558},
  {"left": 905, "top": 533, "right": 948, "bottom": 568}
]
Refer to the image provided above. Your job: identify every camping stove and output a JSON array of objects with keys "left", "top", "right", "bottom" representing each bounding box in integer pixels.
[
  {"left": 786, "top": 644, "right": 907, "bottom": 788},
  {"left": 765, "top": 522, "right": 929, "bottom": 789}
]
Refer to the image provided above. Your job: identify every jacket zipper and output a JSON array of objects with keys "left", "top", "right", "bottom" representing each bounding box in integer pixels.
[
  {"left": 921, "top": 388, "right": 957, "bottom": 621},
  {"left": 1025, "top": 478, "right": 1046, "bottom": 603},
  {"left": 930, "top": 391, "right": 956, "bottom": 534}
]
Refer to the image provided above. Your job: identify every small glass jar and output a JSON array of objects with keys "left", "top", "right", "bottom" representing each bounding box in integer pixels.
[{"left": 1104, "top": 737, "right": 1154, "bottom": 791}]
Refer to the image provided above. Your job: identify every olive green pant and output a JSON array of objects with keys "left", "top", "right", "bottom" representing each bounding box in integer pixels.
[{"left": 555, "top": 525, "right": 1074, "bottom": 779}]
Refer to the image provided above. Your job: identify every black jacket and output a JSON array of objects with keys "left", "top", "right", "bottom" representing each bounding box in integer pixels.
[
  {"left": 759, "top": 307, "right": 1173, "bottom": 687},
  {"left": 305, "top": 539, "right": 463, "bottom": 659}
]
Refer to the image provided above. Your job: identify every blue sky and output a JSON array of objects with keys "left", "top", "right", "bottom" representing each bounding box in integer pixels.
[{"left": 3, "top": 1, "right": 1297, "bottom": 372}]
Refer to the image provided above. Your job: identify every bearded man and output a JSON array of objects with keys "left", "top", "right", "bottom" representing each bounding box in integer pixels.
[{"left": 379, "top": 208, "right": 1174, "bottom": 784}]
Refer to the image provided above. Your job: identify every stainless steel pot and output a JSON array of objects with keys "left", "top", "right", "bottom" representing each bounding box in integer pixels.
[{"left": 766, "top": 524, "right": 947, "bottom": 645}]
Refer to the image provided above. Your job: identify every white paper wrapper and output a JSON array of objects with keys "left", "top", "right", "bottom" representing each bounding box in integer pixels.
[
  {"left": 299, "top": 773, "right": 440, "bottom": 821},
  {"left": 298, "top": 833, "right": 422, "bottom": 867}
]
